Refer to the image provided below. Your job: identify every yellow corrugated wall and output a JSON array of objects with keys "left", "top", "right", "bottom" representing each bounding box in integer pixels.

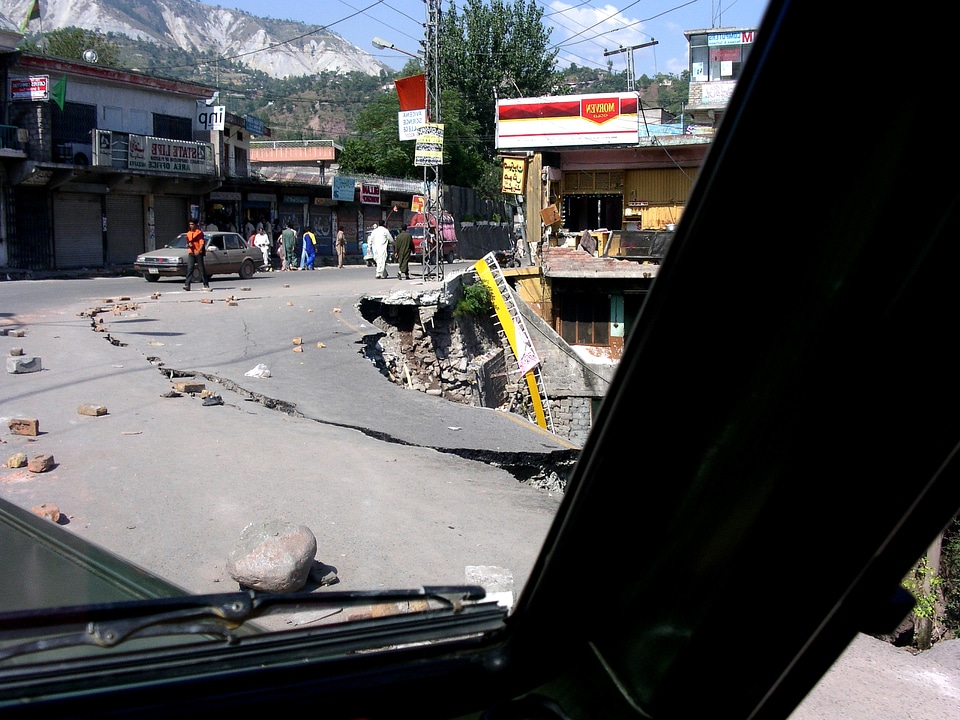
[{"left": 623, "top": 167, "right": 697, "bottom": 206}]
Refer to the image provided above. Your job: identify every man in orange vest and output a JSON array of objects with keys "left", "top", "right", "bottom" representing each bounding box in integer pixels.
[{"left": 184, "top": 219, "right": 210, "bottom": 291}]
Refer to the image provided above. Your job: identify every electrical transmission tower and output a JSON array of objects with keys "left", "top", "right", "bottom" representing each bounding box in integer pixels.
[{"left": 421, "top": 0, "right": 444, "bottom": 280}]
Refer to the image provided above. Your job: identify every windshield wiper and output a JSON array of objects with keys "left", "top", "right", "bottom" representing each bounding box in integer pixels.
[{"left": 0, "top": 585, "right": 489, "bottom": 662}]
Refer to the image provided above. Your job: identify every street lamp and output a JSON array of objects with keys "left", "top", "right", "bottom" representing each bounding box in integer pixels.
[{"left": 372, "top": 37, "right": 420, "bottom": 60}]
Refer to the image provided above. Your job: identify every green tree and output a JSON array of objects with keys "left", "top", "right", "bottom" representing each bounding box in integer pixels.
[
  {"left": 338, "top": 82, "right": 488, "bottom": 189},
  {"left": 338, "top": 90, "right": 415, "bottom": 177},
  {"left": 440, "top": 0, "right": 558, "bottom": 159},
  {"left": 20, "top": 27, "right": 120, "bottom": 66}
]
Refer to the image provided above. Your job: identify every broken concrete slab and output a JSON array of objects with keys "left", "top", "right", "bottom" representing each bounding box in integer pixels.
[
  {"left": 6, "top": 356, "right": 41, "bottom": 373},
  {"left": 77, "top": 404, "right": 108, "bottom": 417},
  {"left": 5, "top": 453, "right": 27, "bottom": 468}
]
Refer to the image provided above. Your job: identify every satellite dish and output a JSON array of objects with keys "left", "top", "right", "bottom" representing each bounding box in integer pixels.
[{"left": 82, "top": 49, "right": 98, "bottom": 63}]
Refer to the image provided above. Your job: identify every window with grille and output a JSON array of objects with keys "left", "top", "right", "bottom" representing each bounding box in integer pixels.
[
  {"left": 152, "top": 113, "right": 192, "bottom": 141},
  {"left": 559, "top": 293, "right": 610, "bottom": 346},
  {"left": 52, "top": 102, "right": 96, "bottom": 143}
]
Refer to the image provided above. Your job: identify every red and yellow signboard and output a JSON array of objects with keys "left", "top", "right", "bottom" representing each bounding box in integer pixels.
[
  {"left": 580, "top": 97, "right": 620, "bottom": 124},
  {"left": 496, "top": 91, "right": 640, "bottom": 149}
]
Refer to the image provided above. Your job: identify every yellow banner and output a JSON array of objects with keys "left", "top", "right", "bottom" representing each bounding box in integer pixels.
[{"left": 501, "top": 157, "right": 526, "bottom": 194}]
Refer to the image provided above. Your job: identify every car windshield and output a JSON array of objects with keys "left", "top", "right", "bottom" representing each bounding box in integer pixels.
[{"left": 5, "top": 0, "right": 959, "bottom": 717}]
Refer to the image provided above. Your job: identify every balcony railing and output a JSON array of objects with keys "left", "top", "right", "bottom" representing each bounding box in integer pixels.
[{"left": 0, "top": 125, "right": 23, "bottom": 152}]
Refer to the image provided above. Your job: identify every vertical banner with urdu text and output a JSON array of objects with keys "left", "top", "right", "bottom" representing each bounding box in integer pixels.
[
  {"left": 414, "top": 124, "right": 444, "bottom": 167},
  {"left": 501, "top": 157, "right": 527, "bottom": 194}
]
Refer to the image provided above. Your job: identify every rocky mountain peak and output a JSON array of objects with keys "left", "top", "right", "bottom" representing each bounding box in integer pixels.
[{"left": 0, "top": 0, "right": 391, "bottom": 78}]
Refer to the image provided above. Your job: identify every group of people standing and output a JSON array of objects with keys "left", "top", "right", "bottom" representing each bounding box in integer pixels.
[
  {"left": 205, "top": 217, "right": 416, "bottom": 278},
  {"left": 368, "top": 222, "right": 413, "bottom": 280},
  {"left": 243, "top": 218, "right": 321, "bottom": 272}
]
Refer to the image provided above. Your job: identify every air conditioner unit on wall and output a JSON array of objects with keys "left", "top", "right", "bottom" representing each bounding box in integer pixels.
[{"left": 55, "top": 142, "right": 92, "bottom": 165}]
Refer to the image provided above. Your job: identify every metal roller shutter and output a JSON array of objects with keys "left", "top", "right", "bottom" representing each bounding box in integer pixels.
[
  {"left": 53, "top": 194, "right": 102, "bottom": 269},
  {"left": 106, "top": 195, "right": 145, "bottom": 265},
  {"left": 154, "top": 197, "right": 189, "bottom": 247}
]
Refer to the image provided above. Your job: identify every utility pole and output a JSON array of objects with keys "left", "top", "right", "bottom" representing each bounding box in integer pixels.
[
  {"left": 421, "top": 0, "right": 444, "bottom": 280},
  {"left": 603, "top": 40, "right": 658, "bottom": 93}
]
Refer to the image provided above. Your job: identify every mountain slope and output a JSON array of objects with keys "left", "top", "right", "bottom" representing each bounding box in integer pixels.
[{"left": 0, "top": 0, "right": 391, "bottom": 78}]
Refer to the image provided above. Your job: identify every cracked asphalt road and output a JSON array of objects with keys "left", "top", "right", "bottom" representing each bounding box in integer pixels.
[
  {"left": 3, "top": 269, "right": 958, "bottom": 718},
  {"left": 1, "top": 266, "right": 570, "bottom": 600}
]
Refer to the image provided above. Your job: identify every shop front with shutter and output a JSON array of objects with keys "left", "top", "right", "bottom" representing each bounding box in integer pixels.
[
  {"left": 334, "top": 208, "right": 359, "bottom": 256},
  {"left": 106, "top": 194, "right": 145, "bottom": 265},
  {"left": 53, "top": 193, "right": 103, "bottom": 269},
  {"left": 154, "top": 196, "right": 189, "bottom": 247},
  {"left": 309, "top": 209, "right": 333, "bottom": 257}
]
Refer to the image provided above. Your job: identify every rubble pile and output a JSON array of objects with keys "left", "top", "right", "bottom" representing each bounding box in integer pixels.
[{"left": 367, "top": 304, "right": 502, "bottom": 407}]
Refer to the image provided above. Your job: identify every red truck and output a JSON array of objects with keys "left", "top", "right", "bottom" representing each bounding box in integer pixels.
[{"left": 407, "top": 211, "right": 458, "bottom": 263}]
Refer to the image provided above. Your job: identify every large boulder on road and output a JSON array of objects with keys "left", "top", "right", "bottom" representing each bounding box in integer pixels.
[{"left": 226, "top": 520, "right": 317, "bottom": 593}]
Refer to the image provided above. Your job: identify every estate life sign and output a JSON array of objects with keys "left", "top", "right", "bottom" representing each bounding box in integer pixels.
[{"left": 127, "top": 135, "right": 215, "bottom": 175}]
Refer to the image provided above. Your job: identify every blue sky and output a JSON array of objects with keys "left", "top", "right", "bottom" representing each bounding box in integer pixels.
[{"left": 223, "top": 0, "right": 770, "bottom": 76}]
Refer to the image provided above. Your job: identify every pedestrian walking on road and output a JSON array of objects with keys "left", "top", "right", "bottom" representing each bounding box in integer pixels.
[
  {"left": 394, "top": 224, "right": 412, "bottom": 279},
  {"left": 336, "top": 228, "right": 346, "bottom": 268},
  {"left": 281, "top": 222, "right": 298, "bottom": 271},
  {"left": 183, "top": 220, "right": 210, "bottom": 291},
  {"left": 369, "top": 223, "right": 392, "bottom": 279},
  {"left": 300, "top": 226, "right": 317, "bottom": 270}
]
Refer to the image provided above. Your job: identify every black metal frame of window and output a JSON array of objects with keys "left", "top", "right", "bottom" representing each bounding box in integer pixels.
[
  {"left": 51, "top": 101, "right": 96, "bottom": 163},
  {"left": 559, "top": 292, "right": 610, "bottom": 346},
  {"left": 562, "top": 194, "right": 623, "bottom": 232},
  {"left": 152, "top": 113, "right": 192, "bottom": 142}
]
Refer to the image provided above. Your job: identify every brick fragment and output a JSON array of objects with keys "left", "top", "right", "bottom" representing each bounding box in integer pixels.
[
  {"left": 293, "top": 337, "right": 302, "bottom": 345},
  {"left": 173, "top": 381, "right": 205, "bottom": 393},
  {"left": 31, "top": 503, "right": 60, "bottom": 522},
  {"left": 293, "top": 346, "right": 303, "bottom": 353},
  {"left": 9, "top": 347, "right": 24, "bottom": 356},
  {"left": 77, "top": 404, "right": 108, "bottom": 417},
  {"left": 8, "top": 418, "right": 39, "bottom": 436},
  {"left": 27, "top": 454, "right": 55, "bottom": 473}
]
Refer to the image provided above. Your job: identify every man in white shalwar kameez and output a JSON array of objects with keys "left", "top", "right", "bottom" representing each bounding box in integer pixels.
[{"left": 369, "top": 223, "right": 392, "bottom": 279}]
